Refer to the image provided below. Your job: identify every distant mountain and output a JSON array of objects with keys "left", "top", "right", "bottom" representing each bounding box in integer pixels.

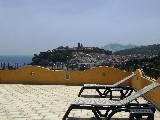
[
  {"left": 102, "top": 43, "right": 137, "bottom": 53},
  {"left": 114, "top": 44, "right": 160, "bottom": 56}
]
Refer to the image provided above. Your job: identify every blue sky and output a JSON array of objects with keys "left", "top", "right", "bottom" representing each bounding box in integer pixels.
[{"left": 0, "top": 0, "right": 160, "bottom": 55}]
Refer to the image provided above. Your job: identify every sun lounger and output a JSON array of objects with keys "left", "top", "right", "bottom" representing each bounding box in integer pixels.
[
  {"left": 78, "top": 73, "right": 136, "bottom": 99},
  {"left": 63, "top": 82, "right": 160, "bottom": 120}
]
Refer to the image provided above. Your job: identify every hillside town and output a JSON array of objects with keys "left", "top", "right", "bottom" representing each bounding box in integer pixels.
[{"left": 30, "top": 43, "right": 159, "bottom": 72}]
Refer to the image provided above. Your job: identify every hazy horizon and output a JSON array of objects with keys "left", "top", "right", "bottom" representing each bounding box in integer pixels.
[{"left": 0, "top": 0, "right": 160, "bottom": 55}]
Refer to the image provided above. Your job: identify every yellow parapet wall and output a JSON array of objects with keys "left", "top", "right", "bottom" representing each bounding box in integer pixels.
[
  {"left": 132, "top": 69, "right": 160, "bottom": 110},
  {"left": 0, "top": 66, "right": 132, "bottom": 85}
]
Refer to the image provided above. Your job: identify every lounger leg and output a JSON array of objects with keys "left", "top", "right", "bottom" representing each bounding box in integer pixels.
[
  {"left": 104, "top": 90, "right": 110, "bottom": 97},
  {"left": 129, "top": 114, "right": 143, "bottom": 120},
  {"left": 123, "top": 89, "right": 129, "bottom": 96},
  {"left": 78, "top": 87, "right": 84, "bottom": 97},
  {"left": 124, "top": 89, "right": 134, "bottom": 98},
  {"left": 146, "top": 114, "right": 154, "bottom": 120},
  {"left": 92, "top": 107, "right": 102, "bottom": 120},
  {"left": 103, "top": 89, "right": 109, "bottom": 95},
  {"left": 107, "top": 108, "right": 128, "bottom": 120},
  {"left": 126, "top": 89, "right": 133, "bottom": 97},
  {"left": 96, "top": 88, "right": 104, "bottom": 97},
  {"left": 94, "top": 108, "right": 109, "bottom": 118},
  {"left": 63, "top": 106, "right": 73, "bottom": 120},
  {"left": 110, "top": 90, "right": 112, "bottom": 100},
  {"left": 120, "top": 90, "right": 124, "bottom": 100},
  {"left": 129, "top": 114, "right": 135, "bottom": 120}
]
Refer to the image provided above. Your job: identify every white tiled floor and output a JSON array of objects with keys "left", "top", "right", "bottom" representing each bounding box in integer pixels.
[{"left": 0, "top": 84, "right": 159, "bottom": 120}]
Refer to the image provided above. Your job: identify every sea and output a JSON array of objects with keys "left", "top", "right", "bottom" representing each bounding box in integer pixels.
[{"left": 0, "top": 55, "right": 33, "bottom": 69}]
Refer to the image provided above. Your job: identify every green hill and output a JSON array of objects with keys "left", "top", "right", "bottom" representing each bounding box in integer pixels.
[
  {"left": 101, "top": 43, "right": 136, "bottom": 53},
  {"left": 114, "top": 54, "right": 160, "bottom": 79},
  {"left": 114, "top": 44, "right": 160, "bottom": 55}
]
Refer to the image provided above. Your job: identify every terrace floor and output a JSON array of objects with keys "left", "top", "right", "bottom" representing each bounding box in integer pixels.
[{"left": 0, "top": 84, "right": 159, "bottom": 120}]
